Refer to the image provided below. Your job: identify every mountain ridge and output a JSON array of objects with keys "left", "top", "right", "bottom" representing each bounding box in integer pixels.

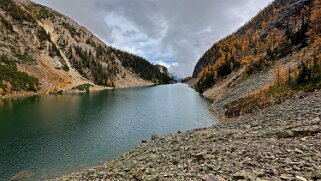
[
  {"left": 0, "top": 0, "right": 173, "bottom": 97},
  {"left": 192, "top": 0, "right": 320, "bottom": 95},
  {"left": 189, "top": 0, "right": 321, "bottom": 121}
]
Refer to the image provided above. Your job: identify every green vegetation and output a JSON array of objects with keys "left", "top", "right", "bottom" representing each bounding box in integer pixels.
[
  {"left": 193, "top": 0, "right": 313, "bottom": 93},
  {"left": 195, "top": 56, "right": 241, "bottom": 92},
  {"left": 246, "top": 58, "right": 270, "bottom": 75},
  {"left": 48, "top": 41, "right": 69, "bottom": 72},
  {"left": 70, "top": 44, "right": 172, "bottom": 87},
  {"left": 0, "top": 0, "right": 35, "bottom": 23},
  {"left": 14, "top": 53, "right": 35, "bottom": 63},
  {"left": 0, "top": 15, "right": 14, "bottom": 32},
  {"left": 286, "top": 23, "right": 309, "bottom": 48},
  {"left": 86, "top": 39, "right": 97, "bottom": 48},
  {"left": 195, "top": 71, "right": 215, "bottom": 92},
  {"left": 291, "top": 60, "right": 321, "bottom": 92},
  {"left": 72, "top": 84, "right": 93, "bottom": 93},
  {"left": 37, "top": 28, "right": 50, "bottom": 42},
  {"left": 62, "top": 22, "right": 79, "bottom": 37},
  {"left": 112, "top": 48, "right": 172, "bottom": 83},
  {"left": 32, "top": 4, "right": 57, "bottom": 20},
  {"left": 0, "top": 55, "right": 39, "bottom": 93},
  {"left": 61, "top": 64, "right": 70, "bottom": 72},
  {"left": 225, "top": 57, "right": 321, "bottom": 118},
  {"left": 71, "top": 46, "right": 118, "bottom": 86},
  {"left": 217, "top": 61, "right": 232, "bottom": 78},
  {"left": 95, "top": 44, "right": 107, "bottom": 59},
  {"left": 49, "top": 43, "right": 61, "bottom": 57},
  {"left": 36, "top": 29, "right": 69, "bottom": 72},
  {"left": 225, "top": 86, "right": 294, "bottom": 118},
  {"left": 0, "top": 1, "right": 171, "bottom": 89}
]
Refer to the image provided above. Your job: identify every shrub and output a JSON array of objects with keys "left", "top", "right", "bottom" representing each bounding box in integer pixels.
[
  {"left": 217, "top": 61, "right": 232, "bottom": 78},
  {"left": 14, "top": 53, "right": 35, "bottom": 63},
  {"left": 0, "top": 15, "right": 14, "bottom": 32},
  {"left": 37, "top": 28, "right": 50, "bottom": 42},
  {"left": 72, "top": 84, "right": 92, "bottom": 92},
  {"left": 0, "top": 55, "right": 39, "bottom": 93},
  {"left": 195, "top": 72, "right": 215, "bottom": 92},
  {"left": 0, "top": 0, "right": 35, "bottom": 23},
  {"left": 62, "top": 22, "right": 78, "bottom": 37}
]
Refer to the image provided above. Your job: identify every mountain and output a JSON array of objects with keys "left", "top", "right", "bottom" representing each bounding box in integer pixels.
[
  {"left": 192, "top": 0, "right": 320, "bottom": 117},
  {"left": 0, "top": 0, "right": 172, "bottom": 95},
  {"left": 193, "top": 0, "right": 320, "bottom": 91}
]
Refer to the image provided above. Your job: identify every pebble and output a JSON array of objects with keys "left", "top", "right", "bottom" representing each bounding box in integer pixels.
[
  {"left": 295, "top": 175, "right": 307, "bottom": 181},
  {"left": 50, "top": 91, "right": 321, "bottom": 180}
]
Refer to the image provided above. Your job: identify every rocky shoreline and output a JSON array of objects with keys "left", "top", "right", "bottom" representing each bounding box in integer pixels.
[
  {"left": 49, "top": 89, "right": 321, "bottom": 181},
  {"left": 0, "top": 83, "right": 159, "bottom": 100}
]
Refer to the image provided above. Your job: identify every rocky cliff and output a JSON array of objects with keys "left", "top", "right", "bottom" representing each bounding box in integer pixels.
[{"left": 0, "top": 0, "right": 172, "bottom": 96}]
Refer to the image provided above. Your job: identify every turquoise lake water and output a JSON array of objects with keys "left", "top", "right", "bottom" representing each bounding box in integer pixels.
[{"left": 0, "top": 84, "right": 215, "bottom": 180}]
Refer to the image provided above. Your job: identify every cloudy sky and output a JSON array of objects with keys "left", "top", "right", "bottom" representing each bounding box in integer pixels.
[{"left": 32, "top": 0, "right": 272, "bottom": 77}]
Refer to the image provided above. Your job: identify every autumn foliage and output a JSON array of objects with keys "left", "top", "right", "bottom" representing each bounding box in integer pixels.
[{"left": 193, "top": 0, "right": 321, "bottom": 92}]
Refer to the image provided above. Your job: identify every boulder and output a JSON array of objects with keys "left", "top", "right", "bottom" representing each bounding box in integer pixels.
[
  {"left": 195, "top": 152, "right": 207, "bottom": 161},
  {"left": 277, "top": 130, "right": 294, "bottom": 138},
  {"left": 312, "top": 170, "right": 321, "bottom": 179},
  {"left": 232, "top": 171, "right": 249, "bottom": 179}
]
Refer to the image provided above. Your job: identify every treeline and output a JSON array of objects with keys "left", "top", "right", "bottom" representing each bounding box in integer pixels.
[
  {"left": 111, "top": 48, "right": 172, "bottom": 83},
  {"left": 68, "top": 44, "right": 172, "bottom": 86}
]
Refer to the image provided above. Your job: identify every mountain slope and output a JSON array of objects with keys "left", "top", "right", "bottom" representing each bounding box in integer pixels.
[
  {"left": 0, "top": 0, "right": 172, "bottom": 95},
  {"left": 192, "top": 0, "right": 321, "bottom": 118},
  {"left": 193, "top": 0, "right": 320, "bottom": 91}
]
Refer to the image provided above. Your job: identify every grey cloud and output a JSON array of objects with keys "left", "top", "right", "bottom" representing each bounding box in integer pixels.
[
  {"left": 32, "top": 0, "right": 271, "bottom": 77},
  {"left": 123, "top": 30, "right": 138, "bottom": 38}
]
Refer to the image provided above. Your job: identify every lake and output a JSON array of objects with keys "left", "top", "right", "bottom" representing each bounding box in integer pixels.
[{"left": 0, "top": 84, "right": 215, "bottom": 180}]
